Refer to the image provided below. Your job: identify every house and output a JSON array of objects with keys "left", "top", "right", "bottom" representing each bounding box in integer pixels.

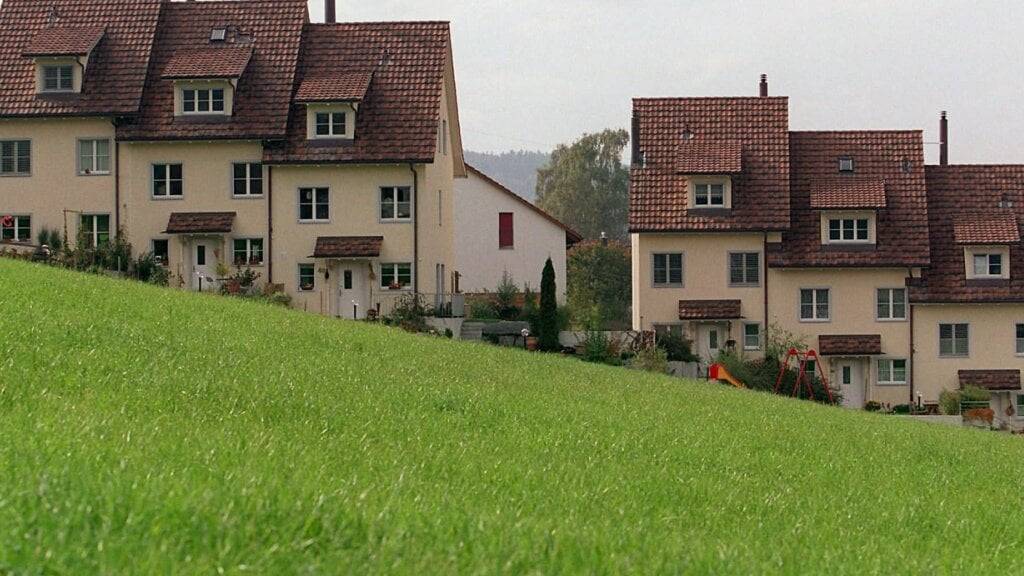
[
  {"left": 453, "top": 165, "right": 580, "bottom": 301},
  {"left": 0, "top": 0, "right": 467, "bottom": 320},
  {"left": 630, "top": 76, "right": 1024, "bottom": 416}
]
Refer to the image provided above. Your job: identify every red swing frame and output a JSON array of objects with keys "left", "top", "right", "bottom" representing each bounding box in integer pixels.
[{"left": 773, "top": 348, "right": 835, "bottom": 404}]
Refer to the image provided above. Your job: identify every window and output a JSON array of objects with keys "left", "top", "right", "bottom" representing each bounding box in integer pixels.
[
  {"left": 1016, "top": 324, "right": 1024, "bottom": 355},
  {"left": 743, "top": 323, "right": 762, "bottom": 351},
  {"left": 939, "top": 323, "right": 969, "bottom": 357},
  {"left": 151, "top": 239, "right": 169, "bottom": 266},
  {"left": 498, "top": 212, "right": 514, "bottom": 249},
  {"left": 42, "top": 65, "right": 73, "bottom": 92},
  {"left": 78, "top": 139, "right": 111, "bottom": 175},
  {"left": 298, "top": 264, "right": 316, "bottom": 292},
  {"left": 1017, "top": 395, "right": 1024, "bottom": 419},
  {"left": 1, "top": 215, "right": 31, "bottom": 242},
  {"left": 210, "top": 28, "right": 227, "bottom": 42},
  {"left": 182, "top": 88, "right": 225, "bottom": 114},
  {"left": 380, "top": 186, "right": 412, "bottom": 221},
  {"left": 800, "top": 288, "right": 830, "bottom": 321},
  {"left": 838, "top": 157, "right": 855, "bottom": 173},
  {"left": 80, "top": 214, "right": 110, "bottom": 248},
  {"left": 196, "top": 245, "right": 206, "bottom": 266},
  {"left": 694, "top": 183, "right": 726, "bottom": 207},
  {"left": 729, "top": 252, "right": 760, "bottom": 286},
  {"left": 299, "top": 187, "right": 329, "bottom": 222},
  {"left": 232, "top": 163, "right": 263, "bottom": 197},
  {"left": 152, "top": 164, "right": 183, "bottom": 197},
  {"left": 315, "top": 112, "right": 346, "bottom": 137},
  {"left": 972, "top": 253, "right": 1003, "bottom": 278},
  {"left": 343, "top": 270, "right": 353, "bottom": 290},
  {"left": 652, "top": 253, "right": 684, "bottom": 287},
  {"left": 878, "top": 359, "right": 908, "bottom": 385},
  {"left": 828, "top": 218, "right": 869, "bottom": 242},
  {"left": 0, "top": 140, "right": 31, "bottom": 175},
  {"left": 233, "top": 238, "right": 264, "bottom": 266},
  {"left": 876, "top": 288, "right": 907, "bottom": 320},
  {"left": 381, "top": 263, "right": 412, "bottom": 290}
]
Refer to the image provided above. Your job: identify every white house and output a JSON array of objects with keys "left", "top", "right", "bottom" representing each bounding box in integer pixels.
[{"left": 454, "top": 165, "right": 580, "bottom": 301}]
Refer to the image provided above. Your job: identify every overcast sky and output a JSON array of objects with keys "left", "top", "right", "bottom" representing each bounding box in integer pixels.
[{"left": 309, "top": 0, "right": 1023, "bottom": 163}]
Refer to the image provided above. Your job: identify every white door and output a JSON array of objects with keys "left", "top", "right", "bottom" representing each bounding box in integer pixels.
[
  {"left": 838, "top": 360, "right": 865, "bottom": 409},
  {"left": 192, "top": 240, "right": 217, "bottom": 291},
  {"left": 697, "top": 323, "right": 724, "bottom": 364},
  {"left": 338, "top": 264, "right": 368, "bottom": 320}
]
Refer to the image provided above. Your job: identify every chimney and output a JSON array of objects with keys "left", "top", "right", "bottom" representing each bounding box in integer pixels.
[
  {"left": 759, "top": 74, "right": 768, "bottom": 98},
  {"left": 939, "top": 111, "right": 949, "bottom": 166},
  {"left": 325, "top": 0, "right": 336, "bottom": 23}
]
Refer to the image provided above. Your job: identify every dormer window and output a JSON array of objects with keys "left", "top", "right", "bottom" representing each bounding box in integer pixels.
[
  {"left": 820, "top": 211, "right": 876, "bottom": 245},
  {"left": 315, "top": 111, "right": 346, "bottom": 138},
  {"left": 42, "top": 64, "right": 73, "bottom": 92},
  {"left": 294, "top": 72, "right": 374, "bottom": 142},
  {"left": 973, "top": 253, "right": 1003, "bottom": 278},
  {"left": 23, "top": 26, "right": 105, "bottom": 96},
  {"left": 838, "top": 157, "right": 855, "bottom": 173},
  {"left": 695, "top": 182, "right": 726, "bottom": 207},
  {"left": 182, "top": 87, "right": 225, "bottom": 114},
  {"left": 163, "top": 45, "right": 252, "bottom": 118}
]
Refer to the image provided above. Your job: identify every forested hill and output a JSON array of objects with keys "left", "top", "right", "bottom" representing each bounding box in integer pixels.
[{"left": 464, "top": 150, "right": 550, "bottom": 201}]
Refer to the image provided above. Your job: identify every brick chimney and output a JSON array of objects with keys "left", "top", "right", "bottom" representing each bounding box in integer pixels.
[
  {"left": 759, "top": 74, "right": 768, "bottom": 98},
  {"left": 940, "top": 111, "right": 949, "bottom": 166},
  {"left": 325, "top": 0, "right": 336, "bottom": 23}
]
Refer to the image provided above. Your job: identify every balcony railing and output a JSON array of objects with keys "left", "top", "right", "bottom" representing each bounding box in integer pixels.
[{"left": 370, "top": 292, "right": 466, "bottom": 319}]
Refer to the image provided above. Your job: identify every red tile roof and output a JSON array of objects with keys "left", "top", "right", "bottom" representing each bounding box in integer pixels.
[
  {"left": 676, "top": 140, "right": 743, "bottom": 174},
  {"left": 164, "top": 212, "right": 236, "bottom": 234},
  {"left": 466, "top": 165, "right": 582, "bottom": 244},
  {"left": 295, "top": 72, "right": 374, "bottom": 103},
  {"left": 769, "top": 131, "right": 930, "bottom": 268},
  {"left": 818, "top": 335, "right": 882, "bottom": 356},
  {"left": 0, "top": 0, "right": 162, "bottom": 116},
  {"left": 265, "top": 22, "right": 450, "bottom": 164},
  {"left": 22, "top": 25, "right": 106, "bottom": 56},
  {"left": 678, "top": 300, "right": 742, "bottom": 320},
  {"left": 952, "top": 210, "right": 1020, "bottom": 245},
  {"left": 912, "top": 166, "right": 1024, "bottom": 303},
  {"left": 630, "top": 97, "right": 791, "bottom": 232},
  {"left": 809, "top": 178, "right": 887, "bottom": 209},
  {"left": 117, "top": 0, "right": 306, "bottom": 141},
  {"left": 959, "top": 370, "right": 1021, "bottom": 391},
  {"left": 162, "top": 45, "right": 253, "bottom": 80},
  {"left": 312, "top": 236, "right": 384, "bottom": 258}
]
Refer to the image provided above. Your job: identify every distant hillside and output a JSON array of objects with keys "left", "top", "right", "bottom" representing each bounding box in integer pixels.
[{"left": 464, "top": 150, "right": 550, "bottom": 201}]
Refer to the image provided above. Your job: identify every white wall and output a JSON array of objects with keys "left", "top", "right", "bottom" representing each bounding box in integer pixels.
[{"left": 454, "top": 169, "right": 569, "bottom": 301}]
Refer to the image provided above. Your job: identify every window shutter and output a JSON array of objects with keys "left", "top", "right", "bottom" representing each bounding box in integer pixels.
[{"left": 498, "top": 212, "right": 514, "bottom": 249}]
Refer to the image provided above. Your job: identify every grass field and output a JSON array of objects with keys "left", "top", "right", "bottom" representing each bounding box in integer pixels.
[{"left": 2, "top": 258, "right": 1024, "bottom": 574}]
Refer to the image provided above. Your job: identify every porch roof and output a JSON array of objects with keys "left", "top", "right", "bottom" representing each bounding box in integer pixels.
[
  {"left": 959, "top": 370, "right": 1022, "bottom": 391},
  {"left": 678, "top": 299, "right": 742, "bottom": 320},
  {"left": 164, "top": 212, "right": 236, "bottom": 234},
  {"left": 818, "top": 334, "right": 882, "bottom": 356},
  {"left": 311, "top": 236, "right": 383, "bottom": 259}
]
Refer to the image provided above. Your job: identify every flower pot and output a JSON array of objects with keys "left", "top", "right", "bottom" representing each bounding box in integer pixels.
[{"left": 526, "top": 336, "right": 539, "bottom": 351}]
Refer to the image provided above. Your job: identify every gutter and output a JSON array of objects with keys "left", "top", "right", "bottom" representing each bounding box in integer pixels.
[
  {"left": 114, "top": 137, "right": 121, "bottom": 236},
  {"left": 909, "top": 268, "right": 915, "bottom": 405},
  {"left": 410, "top": 163, "right": 419, "bottom": 293},
  {"left": 267, "top": 165, "right": 274, "bottom": 284},
  {"left": 763, "top": 232, "right": 769, "bottom": 337}
]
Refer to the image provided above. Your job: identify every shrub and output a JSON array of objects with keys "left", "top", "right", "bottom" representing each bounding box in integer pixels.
[
  {"left": 580, "top": 330, "right": 619, "bottom": 365},
  {"left": 521, "top": 284, "right": 538, "bottom": 326},
  {"left": 566, "top": 240, "right": 631, "bottom": 330},
  {"left": 386, "top": 294, "right": 431, "bottom": 333},
  {"left": 712, "top": 351, "right": 840, "bottom": 405},
  {"left": 892, "top": 404, "right": 912, "bottom": 415},
  {"left": 494, "top": 272, "right": 521, "bottom": 320},
  {"left": 467, "top": 297, "right": 500, "bottom": 321},
  {"left": 36, "top": 227, "right": 63, "bottom": 252},
  {"left": 939, "top": 389, "right": 961, "bottom": 415},
  {"left": 864, "top": 401, "right": 883, "bottom": 412},
  {"left": 961, "top": 385, "right": 991, "bottom": 403},
  {"left": 537, "top": 258, "right": 560, "bottom": 351},
  {"left": 657, "top": 331, "right": 699, "bottom": 363},
  {"left": 631, "top": 346, "right": 668, "bottom": 374}
]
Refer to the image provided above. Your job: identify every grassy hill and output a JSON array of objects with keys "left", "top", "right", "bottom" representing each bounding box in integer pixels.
[{"left": 2, "top": 258, "right": 1024, "bottom": 574}]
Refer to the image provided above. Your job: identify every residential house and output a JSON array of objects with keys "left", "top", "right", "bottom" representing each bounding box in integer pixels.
[{"left": 453, "top": 165, "right": 580, "bottom": 302}]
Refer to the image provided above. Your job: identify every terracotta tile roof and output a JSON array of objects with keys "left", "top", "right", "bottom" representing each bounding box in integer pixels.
[
  {"left": 465, "top": 165, "right": 582, "bottom": 244},
  {"left": 630, "top": 97, "right": 790, "bottom": 232},
  {"left": 162, "top": 45, "right": 253, "bottom": 80},
  {"left": 809, "top": 178, "right": 887, "bottom": 209},
  {"left": 912, "top": 166, "right": 1024, "bottom": 303},
  {"left": 311, "top": 236, "right": 384, "bottom": 258},
  {"left": 295, "top": 72, "right": 374, "bottom": 103},
  {"left": 952, "top": 210, "right": 1020, "bottom": 245},
  {"left": 0, "top": 0, "right": 162, "bottom": 116},
  {"left": 818, "top": 334, "right": 882, "bottom": 356},
  {"left": 164, "top": 212, "right": 236, "bottom": 234},
  {"left": 117, "top": 0, "right": 306, "bottom": 141},
  {"left": 959, "top": 370, "right": 1021, "bottom": 391},
  {"left": 769, "top": 131, "right": 930, "bottom": 268},
  {"left": 265, "top": 22, "right": 450, "bottom": 164},
  {"left": 678, "top": 299, "right": 742, "bottom": 320},
  {"left": 22, "top": 25, "right": 106, "bottom": 56},
  {"left": 676, "top": 140, "right": 743, "bottom": 174}
]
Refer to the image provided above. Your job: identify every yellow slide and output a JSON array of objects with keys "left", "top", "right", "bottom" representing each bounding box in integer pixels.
[{"left": 709, "top": 364, "right": 746, "bottom": 389}]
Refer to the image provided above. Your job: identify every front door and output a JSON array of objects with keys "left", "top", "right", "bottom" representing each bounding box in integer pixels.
[
  {"left": 338, "top": 264, "right": 368, "bottom": 319},
  {"left": 838, "top": 360, "right": 866, "bottom": 409},
  {"left": 192, "top": 240, "right": 217, "bottom": 291},
  {"left": 697, "top": 323, "right": 724, "bottom": 364}
]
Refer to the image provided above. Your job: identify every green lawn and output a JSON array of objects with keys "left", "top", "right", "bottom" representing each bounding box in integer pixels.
[{"left": 2, "top": 258, "right": 1023, "bottom": 574}]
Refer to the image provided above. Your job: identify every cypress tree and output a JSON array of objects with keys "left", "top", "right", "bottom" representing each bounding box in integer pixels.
[{"left": 538, "top": 258, "right": 559, "bottom": 351}]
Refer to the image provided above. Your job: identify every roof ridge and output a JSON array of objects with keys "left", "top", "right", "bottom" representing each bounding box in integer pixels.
[{"left": 466, "top": 164, "right": 582, "bottom": 240}]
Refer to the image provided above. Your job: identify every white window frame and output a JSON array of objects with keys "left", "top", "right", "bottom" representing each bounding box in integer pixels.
[
  {"left": 78, "top": 138, "right": 111, "bottom": 176},
  {"left": 686, "top": 177, "right": 731, "bottom": 209},
  {"left": 314, "top": 111, "right": 346, "bottom": 138},
  {"left": 799, "top": 288, "right": 831, "bottom": 322},
  {"left": 743, "top": 322, "right": 762, "bottom": 351},
  {"left": 1, "top": 215, "right": 32, "bottom": 243},
  {"left": 877, "top": 358, "right": 908, "bottom": 386},
  {"left": 79, "top": 214, "right": 111, "bottom": 248},
  {"left": 652, "top": 253, "right": 684, "bottom": 288},
  {"left": 728, "top": 252, "right": 760, "bottom": 287},
  {"left": 379, "top": 186, "right": 413, "bottom": 222},
  {"left": 972, "top": 253, "right": 1004, "bottom": 278},
  {"left": 42, "top": 64, "right": 74, "bottom": 92},
  {"left": 181, "top": 87, "right": 226, "bottom": 115},
  {"left": 298, "top": 187, "right": 330, "bottom": 223},
  {"left": 876, "top": 288, "right": 907, "bottom": 321},
  {"left": 298, "top": 263, "right": 316, "bottom": 292},
  {"left": 232, "top": 238, "right": 264, "bottom": 267},
  {"left": 694, "top": 183, "right": 726, "bottom": 207},
  {"left": 939, "top": 323, "right": 969, "bottom": 358},
  {"left": 380, "top": 262, "right": 413, "bottom": 291},
  {"left": 232, "top": 162, "right": 264, "bottom": 197},
  {"left": 0, "top": 139, "right": 31, "bottom": 176},
  {"left": 1016, "top": 324, "right": 1024, "bottom": 356},
  {"left": 827, "top": 217, "right": 870, "bottom": 243},
  {"left": 151, "top": 163, "right": 183, "bottom": 198}
]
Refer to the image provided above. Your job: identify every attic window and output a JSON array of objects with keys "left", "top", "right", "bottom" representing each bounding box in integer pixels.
[
  {"left": 838, "top": 157, "right": 855, "bottom": 173},
  {"left": 210, "top": 28, "right": 227, "bottom": 42}
]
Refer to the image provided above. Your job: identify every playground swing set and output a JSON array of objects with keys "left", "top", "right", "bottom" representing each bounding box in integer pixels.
[{"left": 709, "top": 348, "right": 835, "bottom": 403}]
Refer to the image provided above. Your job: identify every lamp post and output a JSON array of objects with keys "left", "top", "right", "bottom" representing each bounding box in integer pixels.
[{"left": 521, "top": 328, "right": 530, "bottom": 350}]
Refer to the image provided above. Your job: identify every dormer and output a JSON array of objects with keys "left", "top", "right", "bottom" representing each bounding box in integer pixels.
[
  {"left": 22, "top": 25, "right": 106, "bottom": 95},
  {"left": 811, "top": 178, "right": 887, "bottom": 245},
  {"left": 295, "top": 72, "right": 374, "bottom": 141},
  {"left": 162, "top": 44, "right": 253, "bottom": 117},
  {"left": 677, "top": 139, "right": 742, "bottom": 210},
  {"left": 954, "top": 210, "right": 1020, "bottom": 280}
]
